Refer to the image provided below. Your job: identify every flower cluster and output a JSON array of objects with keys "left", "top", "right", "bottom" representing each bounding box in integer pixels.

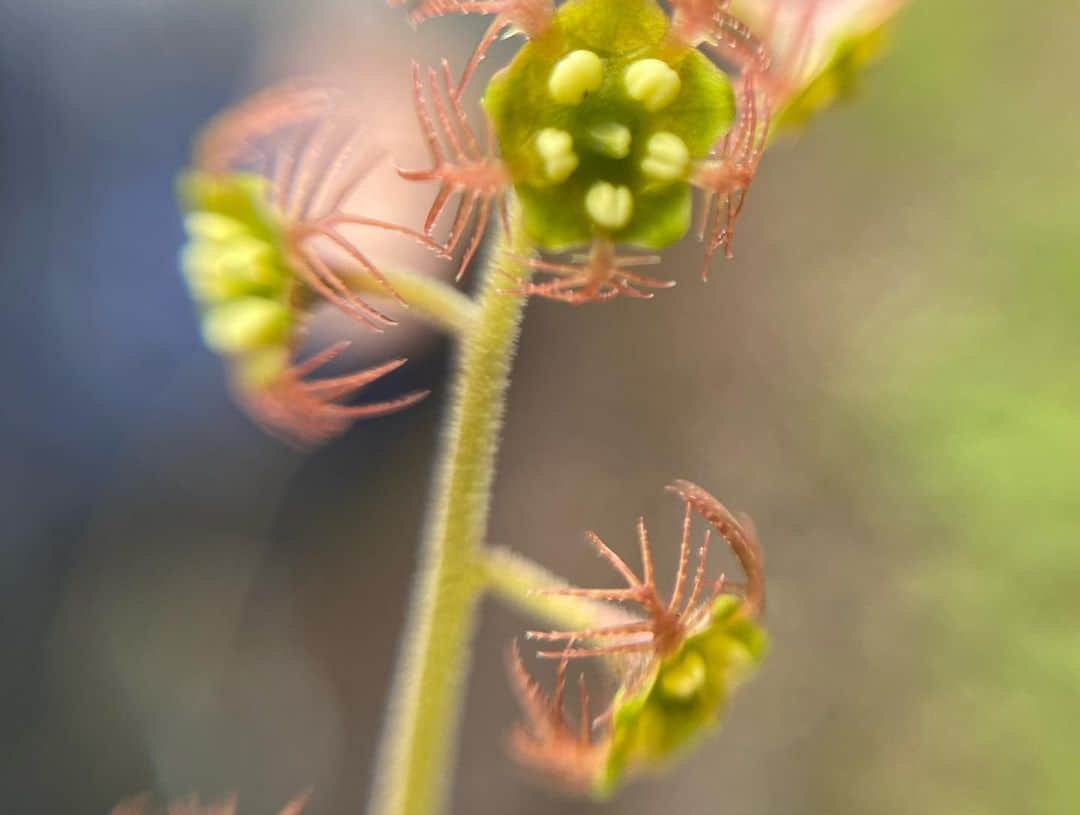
[
  {"left": 177, "top": 0, "right": 905, "bottom": 441},
  {"left": 509, "top": 480, "right": 768, "bottom": 796},
  {"left": 166, "top": 3, "right": 911, "bottom": 809}
]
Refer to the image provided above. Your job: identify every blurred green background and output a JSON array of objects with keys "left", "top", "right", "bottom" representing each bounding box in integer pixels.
[
  {"left": 2, "top": 1, "right": 1076, "bottom": 813},
  {"left": 835, "top": 3, "right": 1080, "bottom": 811}
]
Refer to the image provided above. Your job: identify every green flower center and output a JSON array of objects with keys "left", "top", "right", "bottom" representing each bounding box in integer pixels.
[{"left": 483, "top": 0, "right": 734, "bottom": 251}]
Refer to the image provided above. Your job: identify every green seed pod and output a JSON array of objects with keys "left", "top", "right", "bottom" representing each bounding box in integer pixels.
[{"left": 484, "top": 0, "right": 735, "bottom": 251}]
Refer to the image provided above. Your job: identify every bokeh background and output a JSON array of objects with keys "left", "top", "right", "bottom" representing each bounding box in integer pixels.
[{"left": 3, "top": 1, "right": 1077, "bottom": 813}]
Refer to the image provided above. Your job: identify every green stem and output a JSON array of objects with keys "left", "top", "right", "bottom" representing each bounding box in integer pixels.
[
  {"left": 367, "top": 222, "right": 531, "bottom": 815},
  {"left": 482, "top": 545, "right": 631, "bottom": 633},
  {"left": 343, "top": 265, "right": 479, "bottom": 337}
]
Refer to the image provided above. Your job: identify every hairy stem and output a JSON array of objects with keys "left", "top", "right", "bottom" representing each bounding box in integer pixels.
[
  {"left": 342, "top": 264, "right": 480, "bottom": 336},
  {"left": 367, "top": 220, "right": 531, "bottom": 815}
]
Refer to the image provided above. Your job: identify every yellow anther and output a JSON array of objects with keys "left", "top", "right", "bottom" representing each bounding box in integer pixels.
[
  {"left": 535, "top": 128, "right": 579, "bottom": 182},
  {"left": 659, "top": 651, "right": 707, "bottom": 701},
  {"left": 548, "top": 50, "right": 604, "bottom": 105},
  {"left": 182, "top": 234, "right": 277, "bottom": 303},
  {"left": 588, "top": 122, "right": 632, "bottom": 159},
  {"left": 585, "top": 182, "right": 634, "bottom": 231},
  {"left": 184, "top": 211, "right": 248, "bottom": 243},
  {"left": 624, "top": 58, "right": 682, "bottom": 112},
  {"left": 641, "top": 132, "right": 690, "bottom": 182},
  {"left": 201, "top": 297, "right": 290, "bottom": 354}
]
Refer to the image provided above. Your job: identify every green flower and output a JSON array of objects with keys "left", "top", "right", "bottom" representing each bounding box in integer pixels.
[
  {"left": 177, "top": 161, "right": 426, "bottom": 445},
  {"left": 598, "top": 595, "right": 767, "bottom": 795},
  {"left": 513, "top": 480, "right": 768, "bottom": 798},
  {"left": 483, "top": 0, "right": 735, "bottom": 250},
  {"left": 178, "top": 171, "right": 297, "bottom": 387}
]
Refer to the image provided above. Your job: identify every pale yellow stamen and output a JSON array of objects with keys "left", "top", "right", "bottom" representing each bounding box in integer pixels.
[
  {"left": 641, "top": 132, "right": 690, "bottom": 182},
  {"left": 659, "top": 651, "right": 707, "bottom": 700},
  {"left": 585, "top": 182, "right": 634, "bottom": 231},
  {"left": 201, "top": 297, "right": 290, "bottom": 354},
  {"left": 184, "top": 211, "right": 247, "bottom": 243},
  {"left": 535, "top": 128, "right": 579, "bottom": 182},
  {"left": 624, "top": 58, "right": 682, "bottom": 112},
  {"left": 588, "top": 122, "right": 632, "bottom": 159},
  {"left": 548, "top": 50, "right": 604, "bottom": 105}
]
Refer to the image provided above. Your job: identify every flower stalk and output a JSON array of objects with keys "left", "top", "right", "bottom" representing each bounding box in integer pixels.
[
  {"left": 367, "top": 214, "right": 532, "bottom": 815},
  {"left": 483, "top": 545, "right": 632, "bottom": 634},
  {"left": 340, "top": 263, "right": 480, "bottom": 337}
]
